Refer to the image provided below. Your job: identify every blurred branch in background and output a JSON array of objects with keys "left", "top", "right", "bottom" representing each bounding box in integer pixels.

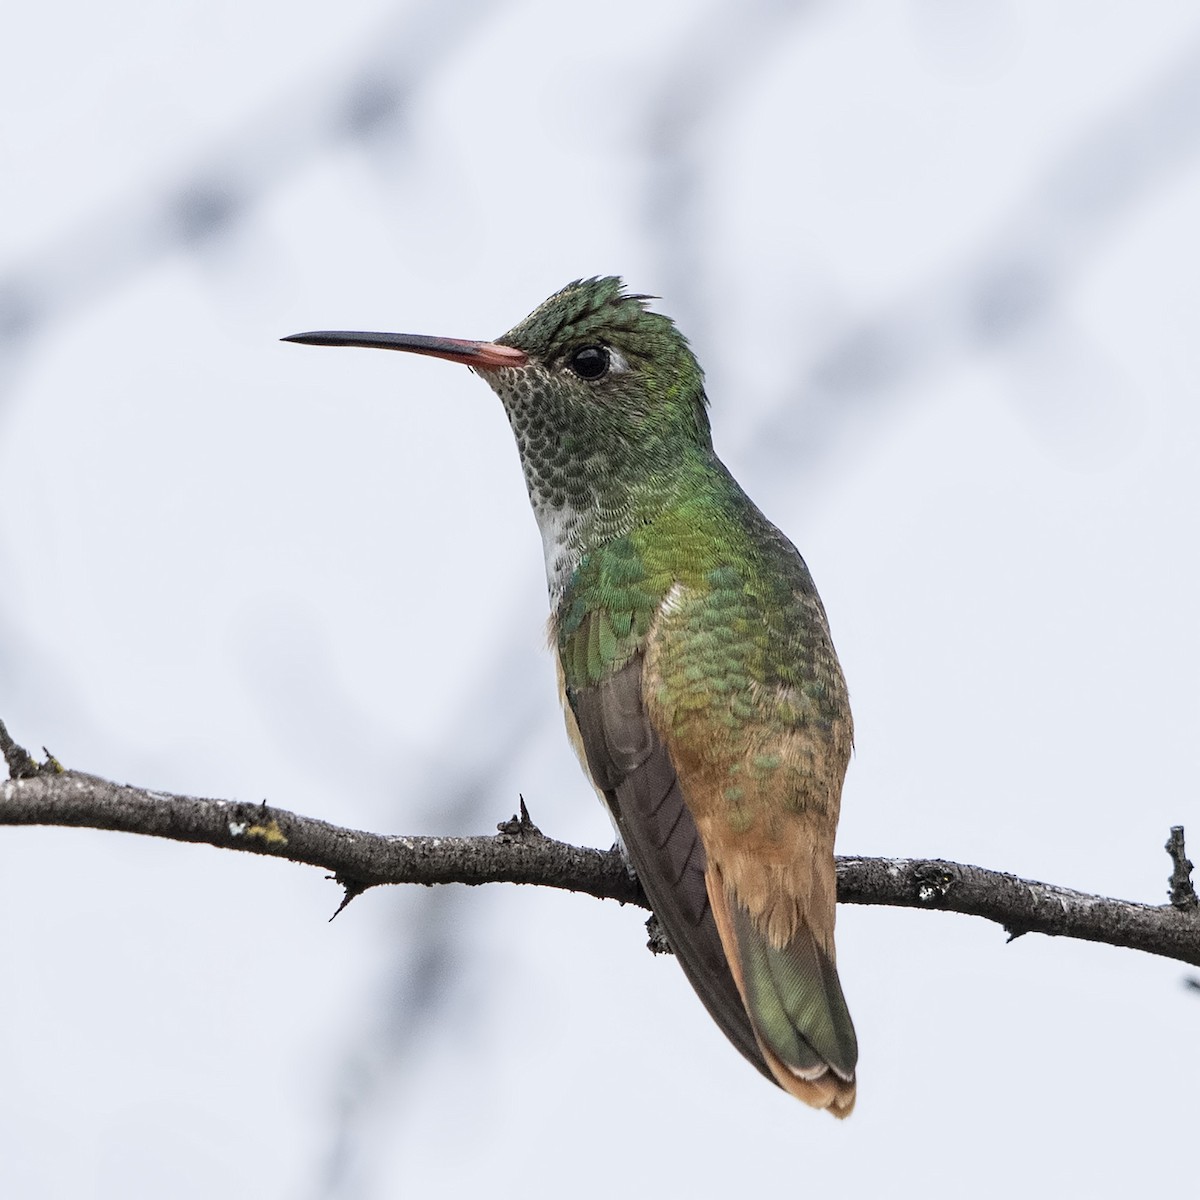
[
  {"left": 0, "top": 8, "right": 519, "bottom": 1183},
  {"left": 0, "top": 0, "right": 510, "bottom": 776},
  {"left": 0, "top": 0, "right": 505, "bottom": 396},
  {"left": 632, "top": 5, "right": 1200, "bottom": 522},
  {"left": 295, "top": 637, "right": 544, "bottom": 1199},
  {"left": 762, "top": 31, "right": 1200, "bottom": 482},
  {"left": 638, "top": 0, "right": 822, "bottom": 341},
  {"left": 2, "top": 745, "right": 1197, "bottom": 967}
]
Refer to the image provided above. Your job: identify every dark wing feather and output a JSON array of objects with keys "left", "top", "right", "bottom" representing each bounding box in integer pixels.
[{"left": 570, "top": 656, "right": 772, "bottom": 1082}]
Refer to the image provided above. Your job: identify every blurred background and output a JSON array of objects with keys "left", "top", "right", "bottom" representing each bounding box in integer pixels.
[{"left": 2, "top": 2, "right": 1198, "bottom": 1196}]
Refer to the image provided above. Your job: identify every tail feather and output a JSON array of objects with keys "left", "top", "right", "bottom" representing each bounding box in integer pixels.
[{"left": 709, "top": 868, "right": 858, "bottom": 1118}]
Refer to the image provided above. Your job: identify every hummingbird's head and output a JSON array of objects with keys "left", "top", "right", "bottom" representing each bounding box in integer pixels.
[
  {"left": 284, "top": 278, "right": 713, "bottom": 596},
  {"left": 486, "top": 276, "right": 711, "bottom": 462},
  {"left": 284, "top": 277, "right": 710, "bottom": 467}
]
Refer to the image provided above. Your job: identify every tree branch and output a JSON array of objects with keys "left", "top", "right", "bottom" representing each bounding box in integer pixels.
[{"left": 2, "top": 749, "right": 1198, "bottom": 968}]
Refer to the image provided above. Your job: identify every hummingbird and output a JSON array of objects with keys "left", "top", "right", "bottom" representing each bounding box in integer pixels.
[{"left": 284, "top": 278, "right": 857, "bottom": 1116}]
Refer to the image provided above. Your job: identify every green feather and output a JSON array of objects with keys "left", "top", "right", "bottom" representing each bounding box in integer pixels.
[{"left": 730, "top": 899, "right": 857, "bottom": 1081}]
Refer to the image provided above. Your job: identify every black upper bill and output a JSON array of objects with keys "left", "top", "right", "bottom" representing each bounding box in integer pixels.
[{"left": 282, "top": 331, "right": 527, "bottom": 369}]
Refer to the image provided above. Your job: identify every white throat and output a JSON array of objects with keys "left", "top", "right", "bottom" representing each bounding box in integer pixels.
[{"left": 532, "top": 502, "right": 585, "bottom": 605}]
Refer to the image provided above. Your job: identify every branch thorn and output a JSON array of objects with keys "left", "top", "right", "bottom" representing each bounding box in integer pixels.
[
  {"left": 497, "top": 795, "right": 543, "bottom": 839},
  {"left": 1165, "top": 826, "right": 1197, "bottom": 910},
  {"left": 328, "top": 875, "right": 369, "bottom": 921},
  {"left": 0, "top": 720, "right": 58, "bottom": 780}
]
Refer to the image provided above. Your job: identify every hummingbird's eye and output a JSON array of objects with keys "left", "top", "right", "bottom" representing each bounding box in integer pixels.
[{"left": 569, "top": 345, "right": 609, "bottom": 380}]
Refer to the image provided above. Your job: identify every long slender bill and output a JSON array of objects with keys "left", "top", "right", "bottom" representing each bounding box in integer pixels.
[{"left": 282, "top": 331, "right": 527, "bottom": 370}]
